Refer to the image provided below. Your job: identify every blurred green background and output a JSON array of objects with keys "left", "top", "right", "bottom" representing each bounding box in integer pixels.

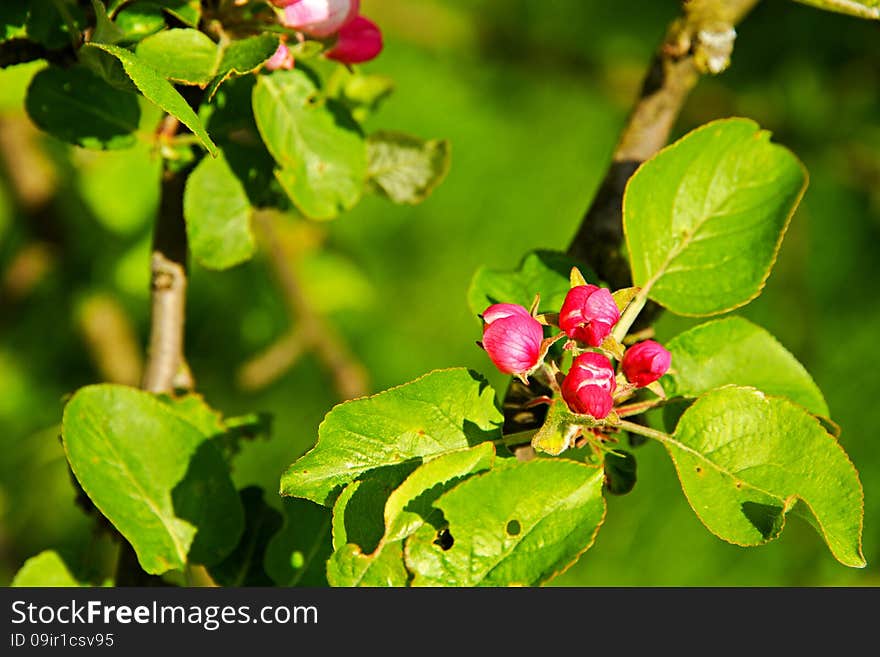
[{"left": 1, "top": 0, "right": 878, "bottom": 586}]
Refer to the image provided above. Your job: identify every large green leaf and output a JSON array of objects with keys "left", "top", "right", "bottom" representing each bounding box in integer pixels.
[
  {"left": 25, "top": 65, "right": 140, "bottom": 150},
  {"left": 84, "top": 42, "right": 218, "bottom": 156},
  {"left": 793, "top": 0, "right": 879, "bottom": 19},
  {"left": 206, "top": 33, "right": 279, "bottom": 100},
  {"left": 11, "top": 550, "right": 81, "bottom": 587},
  {"left": 280, "top": 368, "right": 503, "bottom": 505},
  {"left": 663, "top": 316, "right": 828, "bottom": 416},
  {"left": 62, "top": 385, "right": 243, "bottom": 574},
  {"left": 326, "top": 443, "right": 496, "bottom": 586},
  {"left": 624, "top": 118, "right": 807, "bottom": 316},
  {"left": 183, "top": 151, "right": 255, "bottom": 270},
  {"left": 264, "top": 498, "right": 332, "bottom": 586},
  {"left": 366, "top": 131, "right": 450, "bottom": 204},
  {"left": 665, "top": 386, "right": 864, "bottom": 567},
  {"left": 405, "top": 459, "right": 607, "bottom": 586},
  {"left": 252, "top": 70, "right": 366, "bottom": 220},
  {"left": 135, "top": 28, "right": 219, "bottom": 86},
  {"left": 467, "top": 250, "right": 593, "bottom": 318}
]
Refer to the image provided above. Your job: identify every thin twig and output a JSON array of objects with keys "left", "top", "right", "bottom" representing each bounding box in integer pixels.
[{"left": 252, "top": 213, "right": 369, "bottom": 400}]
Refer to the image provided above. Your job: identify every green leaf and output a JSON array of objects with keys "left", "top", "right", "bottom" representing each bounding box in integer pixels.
[
  {"left": 184, "top": 151, "right": 255, "bottom": 270},
  {"left": 24, "top": 0, "right": 85, "bottom": 49},
  {"left": 208, "top": 487, "right": 282, "bottom": 586},
  {"left": 149, "top": 0, "right": 200, "bottom": 27},
  {"left": 793, "top": 0, "right": 879, "bottom": 19},
  {"left": 252, "top": 70, "right": 366, "bottom": 220},
  {"left": 406, "top": 459, "right": 607, "bottom": 586},
  {"left": 206, "top": 33, "right": 279, "bottom": 100},
  {"left": 84, "top": 42, "right": 218, "bottom": 156},
  {"left": 280, "top": 368, "right": 503, "bottom": 505},
  {"left": 62, "top": 384, "right": 243, "bottom": 574},
  {"left": 114, "top": 2, "right": 167, "bottom": 43},
  {"left": 264, "top": 498, "right": 332, "bottom": 586},
  {"left": 91, "top": 0, "right": 125, "bottom": 44},
  {"left": 11, "top": 550, "right": 81, "bottom": 587},
  {"left": 366, "top": 131, "right": 450, "bottom": 205},
  {"left": 531, "top": 399, "right": 600, "bottom": 456},
  {"left": 624, "top": 118, "right": 807, "bottom": 316},
  {"left": 663, "top": 316, "right": 829, "bottom": 416},
  {"left": 666, "top": 386, "right": 864, "bottom": 567},
  {"left": 467, "top": 250, "right": 595, "bottom": 318},
  {"left": 326, "top": 68, "right": 394, "bottom": 123},
  {"left": 135, "top": 28, "right": 219, "bottom": 86},
  {"left": 604, "top": 450, "right": 637, "bottom": 495},
  {"left": 327, "top": 444, "right": 496, "bottom": 587},
  {"left": 25, "top": 65, "right": 140, "bottom": 150}
]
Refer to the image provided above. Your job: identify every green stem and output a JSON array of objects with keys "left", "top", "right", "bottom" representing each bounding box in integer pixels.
[
  {"left": 615, "top": 397, "right": 665, "bottom": 418},
  {"left": 617, "top": 418, "right": 672, "bottom": 444}
]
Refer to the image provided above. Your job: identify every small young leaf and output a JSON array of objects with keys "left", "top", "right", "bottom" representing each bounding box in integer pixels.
[
  {"left": 366, "top": 131, "right": 450, "bottom": 204},
  {"left": 206, "top": 33, "right": 280, "bottom": 100},
  {"left": 468, "top": 250, "right": 596, "bottom": 318},
  {"left": 793, "top": 0, "right": 879, "bottom": 19},
  {"left": 280, "top": 368, "right": 503, "bottom": 505},
  {"left": 405, "top": 459, "right": 607, "bottom": 586},
  {"left": 84, "top": 42, "right": 218, "bottom": 156},
  {"left": 62, "top": 385, "right": 243, "bottom": 574},
  {"left": 667, "top": 386, "right": 864, "bottom": 567},
  {"left": 135, "top": 28, "right": 220, "bottom": 86},
  {"left": 11, "top": 550, "right": 81, "bottom": 587},
  {"left": 604, "top": 450, "right": 637, "bottom": 495},
  {"left": 624, "top": 118, "right": 807, "bottom": 316},
  {"left": 184, "top": 151, "right": 255, "bottom": 270},
  {"left": 252, "top": 70, "right": 366, "bottom": 220},
  {"left": 208, "top": 487, "right": 283, "bottom": 586},
  {"left": 25, "top": 65, "right": 140, "bottom": 150},
  {"left": 662, "top": 316, "right": 829, "bottom": 416}
]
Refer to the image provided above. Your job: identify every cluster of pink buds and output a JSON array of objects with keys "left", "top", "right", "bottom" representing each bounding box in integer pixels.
[
  {"left": 478, "top": 270, "right": 671, "bottom": 421},
  {"left": 266, "top": 0, "right": 383, "bottom": 71}
]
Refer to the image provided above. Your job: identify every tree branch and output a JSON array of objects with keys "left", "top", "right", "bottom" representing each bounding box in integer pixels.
[{"left": 502, "top": 0, "right": 761, "bottom": 437}]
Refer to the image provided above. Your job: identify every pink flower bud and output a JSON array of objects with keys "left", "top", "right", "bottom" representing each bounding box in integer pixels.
[
  {"left": 481, "top": 303, "right": 544, "bottom": 377},
  {"left": 325, "top": 15, "right": 383, "bottom": 64},
  {"left": 622, "top": 340, "right": 671, "bottom": 387},
  {"left": 561, "top": 352, "right": 616, "bottom": 419},
  {"left": 282, "top": 0, "right": 360, "bottom": 38},
  {"left": 265, "top": 43, "right": 295, "bottom": 71},
  {"left": 559, "top": 285, "right": 620, "bottom": 347}
]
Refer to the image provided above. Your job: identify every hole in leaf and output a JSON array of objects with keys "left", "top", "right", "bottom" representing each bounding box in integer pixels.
[
  {"left": 290, "top": 550, "right": 304, "bottom": 570},
  {"left": 434, "top": 528, "right": 454, "bottom": 551},
  {"left": 506, "top": 520, "right": 521, "bottom": 536},
  {"left": 695, "top": 466, "right": 703, "bottom": 474}
]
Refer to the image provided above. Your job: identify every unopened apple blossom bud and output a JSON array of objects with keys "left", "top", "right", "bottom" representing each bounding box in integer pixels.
[
  {"left": 559, "top": 285, "right": 619, "bottom": 347},
  {"left": 480, "top": 303, "right": 544, "bottom": 377},
  {"left": 282, "top": 0, "right": 360, "bottom": 38},
  {"left": 622, "top": 340, "right": 671, "bottom": 387},
  {"left": 325, "top": 15, "right": 383, "bottom": 64},
  {"left": 561, "top": 352, "right": 616, "bottom": 419}
]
